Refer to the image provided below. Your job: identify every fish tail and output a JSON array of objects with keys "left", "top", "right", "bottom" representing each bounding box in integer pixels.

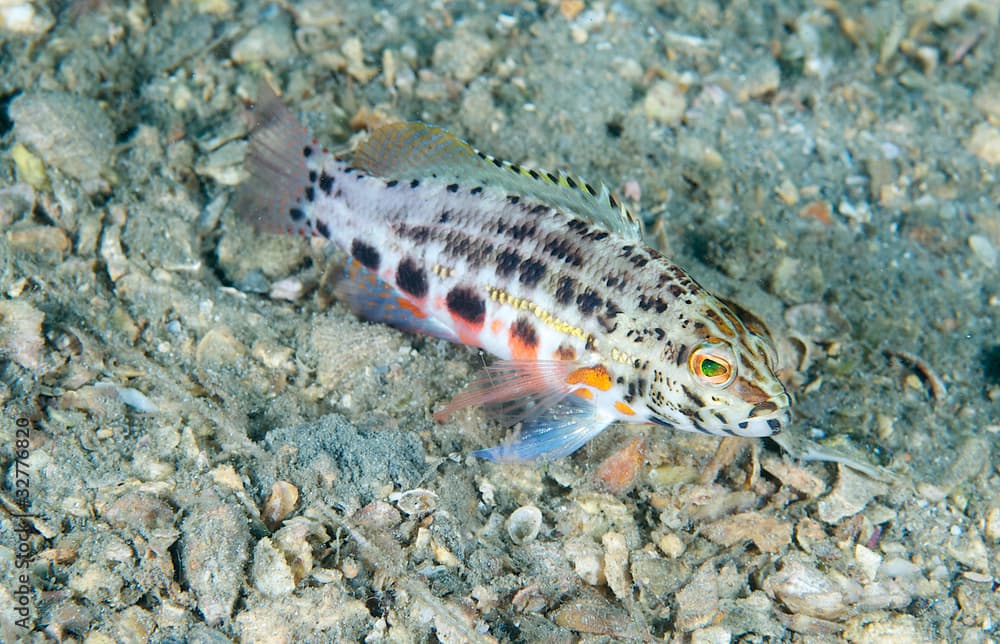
[{"left": 234, "top": 81, "right": 319, "bottom": 237}]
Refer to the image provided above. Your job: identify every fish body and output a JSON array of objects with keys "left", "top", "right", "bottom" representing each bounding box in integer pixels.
[{"left": 236, "top": 83, "right": 791, "bottom": 462}]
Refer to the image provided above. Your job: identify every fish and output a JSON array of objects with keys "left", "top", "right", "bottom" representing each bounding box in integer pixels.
[{"left": 234, "top": 82, "right": 792, "bottom": 463}]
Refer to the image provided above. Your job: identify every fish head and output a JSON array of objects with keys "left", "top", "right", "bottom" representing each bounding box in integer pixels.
[{"left": 645, "top": 296, "right": 791, "bottom": 437}]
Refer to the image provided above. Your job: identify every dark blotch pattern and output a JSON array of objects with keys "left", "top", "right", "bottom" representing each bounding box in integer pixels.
[
  {"left": 555, "top": 276, "right": 576, "bottom": 305},
  {"left": 319, "top": 173, "right": 334, "bottom": 195},
  {"left": 511, "top": 317, "right": 539, "bottom": 348},
  {"left": 289, "top": 208, "right": 306, "bottom": 222},
  {"left": 446, "top": 287, "right": 486, "bottom": 325},
  {"left": 518, "top": 258, "right": 546, "bottom": 286},
  {"left": 576, "top": 288, "right": 603, "bottom": 316},
  {"left": 351, "top": 239, "right": 381, "bottom": 270},
  {"left": 496, "top": 249, "right": 522, "bottom": 276},
  {"left": 316, "top": 220, "right": 331, "bottom": 239},
  {"left": 396, "top": 258, "right": 428, "bottom": 298}
]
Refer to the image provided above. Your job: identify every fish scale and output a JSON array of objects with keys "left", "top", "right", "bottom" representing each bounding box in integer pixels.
[{"left": 236, "top": 81, "right": 792, "bottom": 462}]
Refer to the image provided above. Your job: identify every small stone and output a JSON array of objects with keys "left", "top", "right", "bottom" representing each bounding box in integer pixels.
[
  {"left": 432, "top": 29, "right": 495, "bottom": 83},
  {"left": 262, "top": 481, "right": 299, "bottom": 529},
  {"left": 231, "top": 13, "right": 297, "bottom": 63},
  {"left": 760, "top": 455, "right": 826, "bottom": 497},
  {"left": 181, "top": 501, "right": 250, "bottom": 626},
  {"left": 595, "top": 437, "right": 645, "bottom": 494},
  {"left": 965, "top": 123, "right": 1000, "bottom": 165},
  {"left": 0, "top": 1, "right": 54, "bottom": 34},
  {"left": 675, "top": 561, "right": 720, "bottom": 631},
  {"left": 601, "top": 531, "right": 630, "bottom": 601},
  {"left": 10, "top": 91, "right": 114, "bottom": 184},
  {"left": 643, "top": 81, "right": 687, "bottom": 126},
  {"left": 0, "top": 299, "right": 46, "bottom": 371},
  {"left": 736, "top": 57, "right": 780, "bottom": 101},
  {"left": 816, "top": 465, "right": 888, "bottom": 524},
  {"left": 973, "top": 83, "right": 1000, "bottom": 123},
  {"left": 657, "top": 532, "right": 685, "bottom": 558},
  {"left": 342, "top": 37, "right": 378, "bottom": 82},
  {"left": 702, "top": 511, "right": 792, "bottom": 553},
  {"left": 854, "top": 543, "right": 882, "bottom": 583},
  {"left": 355, "top": 500, "right": 402, "bottom": 531},
  {"left": 506, "top": 505, "right": 542, "bottom": 545},
  {"left": 985, "top": 505, "right": 1000, "bottom": 541},
  {"left": 10, "top": 143, "right": 48, "bottom": 190},
  {"left": 763, "top": 559, "right": 849, "bottom": 620},
  {"left": 551, "top": 597, "right": 637, "bottom": 637},
  {"left": 969, "top": 234, "right": 997, "bottom": 268},
  {"left": 7, "top": 225, "right": 71, "bottom": 260},
  {"left": 565, "top": 538, "right": 605, "bottom": 585},
  {"left": 251, "top": 537, "right": 296, "bottom": 597},
  {"left": 195, "top": 326, "right": 247, "bottom": 366}
]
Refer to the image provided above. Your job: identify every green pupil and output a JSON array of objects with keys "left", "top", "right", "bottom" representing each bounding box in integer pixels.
[{"left": 701, "top": 358, "right": 726, "bottom": 377}]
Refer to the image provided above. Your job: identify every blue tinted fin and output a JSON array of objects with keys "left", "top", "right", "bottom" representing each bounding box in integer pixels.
[
  {"left": 334, "top": 259, "right": 458, "bottom": 342},
  {"left": 473, "top": 396, "right": 613, "bottom": 463}
]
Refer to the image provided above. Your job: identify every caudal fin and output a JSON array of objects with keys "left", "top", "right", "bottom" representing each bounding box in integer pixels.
[{"left": 233, "top": 81, "right": 318, "bottom": 237}]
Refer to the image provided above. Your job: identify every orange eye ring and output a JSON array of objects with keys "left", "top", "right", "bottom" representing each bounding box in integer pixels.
[{"left": 689, "top": 342, "right": 737, "bottom": 387}]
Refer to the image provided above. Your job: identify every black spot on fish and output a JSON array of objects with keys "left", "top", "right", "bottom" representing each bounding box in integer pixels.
[
  {"left": 670, "top": 284, "right": 684, "bottom": 297},
  {"left": 565, "top": 176, "right": 577, "bottom": 189},
  {"left": 528, "top": 169, "right": 540, "bottom": 180},
  {"left": 316, "top": 220, "right": 330, "bottom": 239},
  {"left": 585, "top": 183, "right": 597, "bottom": 196},
  {"left": 507, "top": 195, "right": 520, "bottom": 205},
  {"left": 654, "top": 327, "right": 665, "bottom": 340},
  {"left": 738, "top": 421, "right": 748, "bottom": 430},
  {"left": 309, "top": 170, "right": 317, "bottom": 182},
  {"left": 576, "top": 288, "right": 603, "bottom": 316},
  {"left": 675, "top": 344, "right": 689, "bottom": 367},
  {"left": 767, "top": 418, "right": 782, "bottom": 432},
  {"left": 546, "top": 172, "right": 558, "bottom": 183},
  {"left": 305, "top": 186, "right": 315, "bottom": 202},
  {"left": 438, "top": 211, "right": 451, "bottom": 224},
  {"left": 447, "top": 183, "right": 459, "bottom": 193},
  {"left": 397, "top": 258, "right": 428, "bottom": 298},
  {"left": 303, "top": 146, "right": 313, "bottom": 157},
  {"left": 555, "top": 276, "right": 576, "bottom": 305},
  {"left": 518, "top": 258, "right": 546, "bottom": 286},
  {"left": 446, "top": 287, "right": 486, "bottom": 326},
  {"left": 351, "top": 239, "right": 381, "bottom": 270},
  {"left": 609, "top": 194, "right": 619, "bottom": 209},
  {"left": 289, "top": 208, "right": 306, "bottom": 222},
  {"left": 319, "top": 173, "right": 334, "bottom": 195},
  {"left": 492, "top": 157, "right": 504, "bottom": 168},
  {"left": 471, "top": 186, "right": 483, "bottom": 195},
  {"left": 410, "top": 179, "right": 420, "bottom": 188},
  {"left": 386, "top": 179, "right": 399, "bottom": 188},
  {"left": 510, "top": 317, "right": 538, "bottom": 348},
  {"left": 496, "top": 249, "right": 521, "bottom": 276},
  {"left": 681, "top": 384, "right": 704, "bottom": 408}
]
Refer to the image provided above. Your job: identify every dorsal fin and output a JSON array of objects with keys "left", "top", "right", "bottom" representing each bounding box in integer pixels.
[{"left": 353, "top": 122, "right": 644, "bottom": 241}]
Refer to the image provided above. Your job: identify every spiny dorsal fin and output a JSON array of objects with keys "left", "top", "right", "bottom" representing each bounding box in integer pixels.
[{"left": 353, "top": 121, "right": 643, "bottom": 241}]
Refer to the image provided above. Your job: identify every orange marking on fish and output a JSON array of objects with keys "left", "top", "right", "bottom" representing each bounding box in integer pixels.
[
  {"left": 614, "top": 401, "right": 636, "bottom": 416},
  {"left": 491, "top": 319, "right": 504, "bottom": 335},
  {"left": 573, "top": 388, "right": 594, "bottom": 400},
  {"left": 566, "top": 365, "right": 612, "bottom": 391},
  {"left": 396, "top": 297, "right": 427, "bottom": 319}
]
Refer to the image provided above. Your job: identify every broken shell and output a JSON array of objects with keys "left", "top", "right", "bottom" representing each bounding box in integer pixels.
[
  {"left": 262, "top": 481, "right": 299, "bottom": 529},
  {"left": 392, "top": 488, "right": 438, "bottom": 516},
  {"left": 506, "top": 505, "right": 542, "bottom": 545}
]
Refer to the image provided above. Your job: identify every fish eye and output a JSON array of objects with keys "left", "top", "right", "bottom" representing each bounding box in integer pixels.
[{"left": 689, "top": 340, "right": 737, "bottom": 388}]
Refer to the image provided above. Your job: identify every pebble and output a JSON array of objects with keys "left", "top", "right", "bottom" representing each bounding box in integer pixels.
[
  {"left": 10, "top": 143, "right": 48, "bottom": 190},
  {"left": 968, "top": 234, "right": 997, "bottom": 268},
  {"left": 601, "top": 531, "right": 630, "bottom": 601},
  {"left": 763, "top": 559, "right": 849, "bottom": 620},
  {"left": 595, "top": 437, "right": 645, "bottom": 494},
  {"left": 784, "top": 302, "right": 851, "bottom": 344},
  {"left": 230, "top": 13, "right": 298, "bottom": 63},
  {"left": 551, "top": 597, "right": 637, "bottom": 637},
  {"left": 0, "top": 1, "right": 53, "bottom": 34},
  {"left": 180, "top": 501, "right": 250, "bottom": 626},
  {"left": 674, "top": 561, "right": 720, "bottom": 631},
  {"left": 506, "top": 505, "right": 542, "bottom": 545},
  {"left": 251, "top": 537, "right": 296, "bottom": 597},
  {"left": 262, "top": 480, "right": 299, "bottom": 529},
  {"left": 965, "top": 123, "right": 1000, "bottom": 165},
  {"left": 642, "top": 81, "right": 687, "bottom": 126},
  {"left": 973, "top": 83, "right": 1000, "bottom": 122},
  {"left": 10, "top": 91, "right": 115, "bottom": 184},
  {"left": 817, "top": 465, "right": 888, "bottom": 524},
  {"left": 432, "top": 29, "right": 495, "bottom": 83},
  {"left": 702, "top": 511, "right": 792, "bottom": 553},
  {"left": 0, "top": 299, "right": 46, "bottom": 371},
  {"left": 392, "top": 488, "right": 439, "bottom": 516}
]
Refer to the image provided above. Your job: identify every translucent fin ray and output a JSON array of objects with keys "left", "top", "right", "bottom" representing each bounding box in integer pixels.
[
  {"left": 234, "top": 81, "right": 316, "bottom": 237},
  {"left": 473, "top": 396, "right": 613, "bottom": 462},
  {"left": 354, "top": 122, "right": 643, "bottom": 240}
]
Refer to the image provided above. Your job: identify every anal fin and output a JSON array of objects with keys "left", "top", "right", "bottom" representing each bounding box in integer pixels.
[
  {"left": 473, "top": 396, "right": 613, "bottom": 463},
  {"left": 334, "top": 259, "right": 458, "bottom": 341}
]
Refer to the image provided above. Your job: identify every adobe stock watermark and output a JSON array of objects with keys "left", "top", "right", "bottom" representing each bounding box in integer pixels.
[{"left": 10, "top": 415, "right": 35, "bottom": 631}]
